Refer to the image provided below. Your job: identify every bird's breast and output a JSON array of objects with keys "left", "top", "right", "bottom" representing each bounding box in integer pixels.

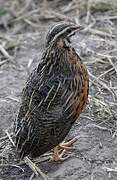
[
  {"left": 63, "top": 47, "right": 89, "bottom": 121},
  {"left": 68, "top": 47, "right": 79, "bottom": 65}
]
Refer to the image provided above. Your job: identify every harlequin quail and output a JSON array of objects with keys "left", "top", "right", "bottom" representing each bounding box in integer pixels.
[{"left": 14, "top": 23, "right": 89, "bottom": 163}]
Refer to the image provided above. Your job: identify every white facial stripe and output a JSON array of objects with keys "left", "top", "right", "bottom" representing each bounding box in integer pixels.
[
  {"left": 51, "top": 25, "right": 74, "bottom": 43},
  {"left": 46, "top": 23, "right": 65, "bottom": 42},
  {"left": 48, "top": 23, "right": 65, "bottom": 36}
]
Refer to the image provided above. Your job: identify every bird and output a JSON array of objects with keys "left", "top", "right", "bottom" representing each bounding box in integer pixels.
[{"left": 14, "top": 22, "right": 89, "bottom": 168}]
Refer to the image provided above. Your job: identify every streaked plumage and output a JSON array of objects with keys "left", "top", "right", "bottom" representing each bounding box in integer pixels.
[{"left": 14, "top": 23, "right": 89, "bottom": 159}]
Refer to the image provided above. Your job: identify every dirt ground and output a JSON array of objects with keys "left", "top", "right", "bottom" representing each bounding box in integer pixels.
[{"left": 0, "top": 0, "right": 117, "bottom": 179}]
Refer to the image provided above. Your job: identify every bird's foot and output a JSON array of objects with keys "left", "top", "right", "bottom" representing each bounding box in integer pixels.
[
  {"left": 58, "top": 136, "right": 79, "bottom": 150},
  {"left": 50, "top": 148, "right": 71, "bottom": 161},
  {"left": 50, "top": 136, "right": 79, "bottom": 161}
]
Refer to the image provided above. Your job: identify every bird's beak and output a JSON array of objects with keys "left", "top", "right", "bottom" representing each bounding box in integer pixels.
[
  {"left": 72, "top": 25, "right": 84, "bottom": 32},
  {"left": 68, "top": 25, "right": 84, "bottom": 37}
]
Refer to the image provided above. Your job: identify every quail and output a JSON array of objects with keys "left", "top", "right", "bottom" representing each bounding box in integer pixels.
[{"left": 14, "top": 23, "right": 89, "bottom": 163}]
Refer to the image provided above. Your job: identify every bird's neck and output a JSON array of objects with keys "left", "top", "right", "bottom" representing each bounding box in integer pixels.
[{"left": 41, "top": 43, "right": 82, "bottom": 79}]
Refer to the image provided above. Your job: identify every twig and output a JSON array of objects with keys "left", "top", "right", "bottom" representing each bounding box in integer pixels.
[
  {"left": 17, "top": 156, "right": 50, "bottom": 166},
  {"left": 107, "top": 57, "right": 117, "bottom": 74},
  {"left": 0, "top": 45, "right": 14, "bottom": 62},
  {"left": 86, "top": 124, "right": 110, "bottom": 131},
  {"left": 87, "top": 28, "right": 116, "bottom": 38},
  {"left": 110, "top": 87, "right": 117, "bottom": 90},
  {"left": 85, "top": 0, "right": 92, "bottom": 24},
  {"left": 4, "top": 130, "right": 15, "bottom": 147},
  {"left": 88, "top": 71, "right": 116, "bottom": 101},
  {"left": 0, "top": 132, "right": 13, "bottom": 142},
  {"left": 46, "top": 10, "right": 72, "bottom": 21},
  {"left": 62, "top": 1, "right": 74, "bottom": 13},
  {"left": 97, "top": 53, "right": 117, "bottom": 59},
  {"left": 16, "top": 0, "right": 32, "bottom": 16},
  {"left": 0, "top": 60, "right": 9, "bottom": 66},
  {"left": 102, "top": 167, "right": 117, "bottom": 173},
  {"left": 14, "top": 8, "right": 40, "bottom": 21},
  {"left": 6, "top": 96, "right": 20, "bottom": 103},
  {"left": 24, "top": 156, "right": 50, "bottom": 180},
  {"left": 24, "top": 19, "right": 41, "bottom": 28},
  {"left": 29, "top": 173, "right": 35, "bottom": 180},
  {"left": 96, "top": 15, "right": 117, "bottom": 21},
  {"left": 0, "top": 163, "right": 24, "bottom": 172},
  {"left": 96, "top": 67, "right": 114, "bottom": 80},
  {"left": 83, "top": 20, "right": 96, "bottom": 32}
]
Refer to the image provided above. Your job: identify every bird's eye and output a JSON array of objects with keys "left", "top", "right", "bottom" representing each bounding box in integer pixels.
[{"left": 66, "top": 29, "right": 72, "bottom": 33}]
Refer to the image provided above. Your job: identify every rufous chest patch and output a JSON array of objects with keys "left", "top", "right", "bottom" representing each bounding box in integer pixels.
[{"left": 68, "top": 48, "right": 78, "bottom": 64}]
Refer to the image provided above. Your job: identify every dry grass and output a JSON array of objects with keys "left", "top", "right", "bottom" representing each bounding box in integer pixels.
[{"left": 0, "top": 0, "right": 117, "bottom": 178}]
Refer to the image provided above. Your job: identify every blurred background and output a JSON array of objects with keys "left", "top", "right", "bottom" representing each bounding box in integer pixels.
[{"left": 0, "top": 0, "right": 117, "bottom": 180}]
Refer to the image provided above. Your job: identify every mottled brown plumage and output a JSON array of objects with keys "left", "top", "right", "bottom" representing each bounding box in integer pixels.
[{"left": 14, "top": 23, "right": 89, "bottom": 160}]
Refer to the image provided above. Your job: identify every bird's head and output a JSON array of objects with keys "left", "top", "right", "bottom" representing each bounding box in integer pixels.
[{"left": 45, "top": 22, "right": 83, "bottom": 47}]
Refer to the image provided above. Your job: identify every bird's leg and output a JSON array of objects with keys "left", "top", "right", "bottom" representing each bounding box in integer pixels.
[
  {"left": 59, "top": 136, "right": 79, "bottom": 150},
  {"left": 50, "top": 136, "right": 79, "bottom": 161},
  {"left": 24, "top": 156, "right": 50, "bottom": 180}
]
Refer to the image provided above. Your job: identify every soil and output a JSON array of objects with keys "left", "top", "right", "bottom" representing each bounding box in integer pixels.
[{"left": 0, "top": 0, "right": 117, "bottom": 180}]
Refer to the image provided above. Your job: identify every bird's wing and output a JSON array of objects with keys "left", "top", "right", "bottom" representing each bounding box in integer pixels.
[{"left": 14, "top": 64, "right": 68, "bottom": 157}]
